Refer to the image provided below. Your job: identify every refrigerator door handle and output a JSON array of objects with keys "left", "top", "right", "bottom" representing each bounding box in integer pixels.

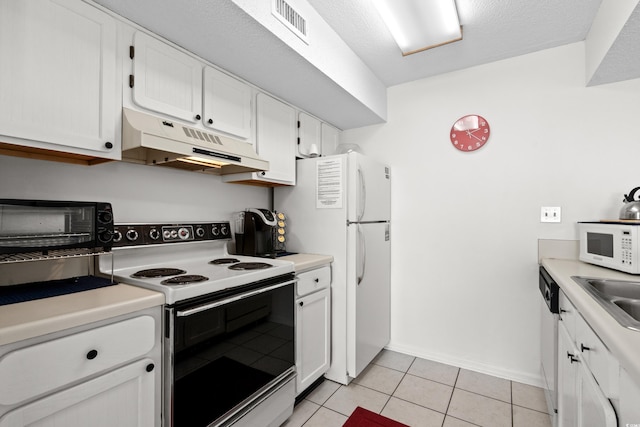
[
  {"left": 357, "top": 224, "right": 366, "bottom": 285},
  {"left": 357, "top": 167, "right": 366, "bottom": 221}
]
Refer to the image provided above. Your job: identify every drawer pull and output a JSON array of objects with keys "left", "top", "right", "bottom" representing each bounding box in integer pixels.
[
  {"left": 299, "top": 301, "right": 304, "bottom": 307},
  {"left": 580, "top": 343, "right": 591, "bottom": 352},
  {"left": 86, "top": 349, "right": 98, "bottom": 360},
  {"left": 567, "top": 352, "right": 579, "bottom": 363},
  {"left": 146, "top": 363, "right": 155, "bottom": 372},
  {"left": 314, "top": 278, "right": 319, "bottom": 283}
]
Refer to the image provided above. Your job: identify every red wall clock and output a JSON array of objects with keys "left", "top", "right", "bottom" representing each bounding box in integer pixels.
[{"left": 450, "top": 115, "right": 490, "bottom": 152}]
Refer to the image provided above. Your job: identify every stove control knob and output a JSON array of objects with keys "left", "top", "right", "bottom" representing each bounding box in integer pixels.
[
  {"left": 98, "top": 211, "right": 113, "bottom": 224},
  {"left": 211, "top": 225, "right": 220, "bottom": 236},
  {"left": 195, "top": 227, "right": 205, "bottom": 238},
  {"left": 169, "top": 230, "right": 178, "bottom": 239},
  {"left": 126, "top": 229, "right": 139, "bottom": 242},
  {"left": 149, "top": 228, "right": 161, "bottom": 241},
  {"left": 220, "top": 225, "right": 229, "bottom": 236},
  {"left": 178, "top": 227, "right": 190, "bottom": 240},
  {"left": 98, "top": 229, "right": 114, "bottom": 244},
  {"left": 112, "top": 230, "right": 123, "bottom": 243}
]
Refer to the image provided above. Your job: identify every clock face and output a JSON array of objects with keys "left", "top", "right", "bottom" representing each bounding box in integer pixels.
[{"left": 450, "top": 115, "right": 490, "bottom": 152}]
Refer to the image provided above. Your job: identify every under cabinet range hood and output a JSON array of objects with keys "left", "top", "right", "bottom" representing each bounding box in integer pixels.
[{"left": 121, "top": 108, "right": 268, "bottom": 175}]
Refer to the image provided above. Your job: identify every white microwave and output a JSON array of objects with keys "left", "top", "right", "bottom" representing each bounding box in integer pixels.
[{"left": 579, "top": 222, "right": 640, "bottom": 274}]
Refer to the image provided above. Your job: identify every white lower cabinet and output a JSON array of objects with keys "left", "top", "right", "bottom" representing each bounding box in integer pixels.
[
  {"left": 0, "top": 358, "right": 155, "bottom": 427},
  {"left": 295, "top": 266, "right": 331, "bottom": 395},
  {"left": 557, "top": 292, "right": 616, "bottom": 427},
  {"left": 0, "top": 308, "right": 161, "bottom": 427}
]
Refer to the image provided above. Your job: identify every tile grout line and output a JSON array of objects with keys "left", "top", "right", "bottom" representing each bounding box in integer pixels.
[
  {"left": 378, "top": 356, "right": 415, "bottom": 414},
  {"left": 443, "top": 367, "right": 461, "bottom": 420},
  {"left": 511, "top": 380, "right": 514, "bottom": 427}
]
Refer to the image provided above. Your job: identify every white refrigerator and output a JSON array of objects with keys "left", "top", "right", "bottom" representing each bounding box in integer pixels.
[{"left": 274, "top": 152, "right": 391, "bottom": 385}]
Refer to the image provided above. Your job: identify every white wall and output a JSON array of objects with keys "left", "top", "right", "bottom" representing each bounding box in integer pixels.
[
  {"left": 0, "top": 156, "right": 268, "bottom": 223},
  {"left": 341, "top": 42, "right": 640, "bottom": 385}
]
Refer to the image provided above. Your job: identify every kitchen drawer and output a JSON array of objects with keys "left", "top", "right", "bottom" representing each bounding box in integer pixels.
[
  {"left": 0, "top": 315, "right": 155, "bottom": 406},
  {"left": 575, "top": 312, "right": 619, "bottom": 398},
  {"left": 559, "top": 290, "right": 577, "bottom": 339},
  {"left": 297, "top": 266, "right": 331, "bottom": 297}
]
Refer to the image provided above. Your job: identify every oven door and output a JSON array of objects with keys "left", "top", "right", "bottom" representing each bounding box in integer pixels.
[{"left": 165, "top": 275, "right": 296, "bottom": 427}]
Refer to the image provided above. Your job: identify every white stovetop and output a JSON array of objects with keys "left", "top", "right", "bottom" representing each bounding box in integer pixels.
[{"left": 101, "top": 241, "right": 295, "bottom": 304}]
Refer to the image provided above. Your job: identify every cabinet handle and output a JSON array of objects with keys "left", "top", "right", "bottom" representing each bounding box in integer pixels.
[
  {"left": 560, "top": 309, "right": 568, "bottom": 313},
  {"left": 146, "top": 363, "right": 155, "bottom": 372},
  {"left": 567, "top": 352, "right": 579, "bottom": 363},
  {"left": 86, "top": 349, "right": 98, "bottom": 360},
  {"left": 580, "top": 343, "right": 591, "bottom": 352},
  {"left": 299, "top": 301, "right": 304, "bottom": 307},
  {"left": 195, "top": 114, "right": 201, "bottom": 120},
  {"left": 314, "top": 278, "right": 319, "bottom": 283},
  {"left": 208, "top": 118, "right": 213, "bottom": 124},
  {"left": 104, "top": 142, "right": 113, "bottom": 149}
]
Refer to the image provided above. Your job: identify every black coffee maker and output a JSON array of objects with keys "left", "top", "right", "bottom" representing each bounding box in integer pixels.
[{"left": 235, "top": 208, "right": 277, "bottom": 258}]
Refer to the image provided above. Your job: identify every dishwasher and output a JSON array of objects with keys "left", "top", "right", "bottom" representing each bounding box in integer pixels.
[{"left": 539, "top": 266, "right": 559, "bottom": 419}]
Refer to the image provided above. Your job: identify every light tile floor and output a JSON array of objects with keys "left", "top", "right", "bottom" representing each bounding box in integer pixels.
[{"left": 282, "top": 350, "right": 553, "bottom": 427}]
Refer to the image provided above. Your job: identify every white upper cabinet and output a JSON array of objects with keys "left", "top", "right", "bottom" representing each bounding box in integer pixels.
[
  {"left": 0, "top": 0, "right": 118, "bottom": 159},
  {"left": 222, "top": 93, "right": 296, "bottom": 186},
  {"left": 255, "top": 93, "right": 296, "bottom": 184},
  {"left": 321, "top": 122, "right": 340, "bottom": 157},
  {"left": 131, "top": 31, "right": 202, "bottom": 123},
  {"left": 298, "top": 113, "right": 340, "bottom": 158},
  {"left": 203, "top": 67, "right": 252, "bottom": 140},
  {"left": 297, "top": 112, "right": 321, "bottom": 158}
]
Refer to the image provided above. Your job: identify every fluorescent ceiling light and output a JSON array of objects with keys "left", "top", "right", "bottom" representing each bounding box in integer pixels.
[{"left": 373, "top": 0, "right": 462, "bottom": 56}]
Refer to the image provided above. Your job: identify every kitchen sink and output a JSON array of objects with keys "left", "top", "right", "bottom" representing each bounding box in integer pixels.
[{"left": 571, "top": 276, "right": 640, "bottom": 331}]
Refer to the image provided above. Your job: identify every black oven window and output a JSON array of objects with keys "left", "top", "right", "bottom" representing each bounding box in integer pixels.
[
  {"left": 587, "top": 232, "right": 614, "bottom": 257},
  {"left": 172, "top": 283, "right": 294, "bottom": 427}
]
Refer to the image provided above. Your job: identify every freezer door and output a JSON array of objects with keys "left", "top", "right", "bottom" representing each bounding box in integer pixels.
[
  {"left": 347, "top": 222, "right": 391, "bottom": 378},
  {"left": 347, "top": 153, "right": 391, "bottom": 223}
]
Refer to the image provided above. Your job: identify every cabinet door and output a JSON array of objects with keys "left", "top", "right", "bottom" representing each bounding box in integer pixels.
[
  {"left": 574, "top": 313, "right": 618, "bottom": 398},
  {"left": 0, "top": 0, "right": 117, "bottom": 158},
  {"left": 296, "top": 288, "right": 330, "bottom": 395},
  {"left": 577, "top": 360, "right": 617, "bottom": 427},
  {"left": 321, "top": 122, "right": 340, "bottom": 157},
  {"left": 132, "top": 31, "right": 202, "bottom": 123},
  {"left": 255, "top": 93, "right": 296, "bottom": 184},
  {"left": 202, "top": 67, "right": 252, "bottom": 140},
  {"left": 558, "top": 322, "right": 578, "bottom": 427},
  {"left": 298, "top": 112, "right": 321, "bottom": 158},
  {"left": 0, "top": 358, "right": 156, "bottom": 427}
]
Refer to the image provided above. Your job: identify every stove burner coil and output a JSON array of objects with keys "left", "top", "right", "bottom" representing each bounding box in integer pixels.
[
  {"left": 131, "top": 268, "right": 187, "bottom": 278},
  {"left": 228, "top": 262, "right": 273, "bottom": 271},
  {"left": 209, "top": 258, "right": 241, "bottom": 265},
  {"left": 160, "top": 275, "right": 209, "bottom": 285}
]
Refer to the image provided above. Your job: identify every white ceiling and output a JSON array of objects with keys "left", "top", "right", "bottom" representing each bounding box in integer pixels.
[
  {"left": 93, "top": 0, "right": 639, "bottom": 130},
  {"left": 307, "top": 0, "right": 603, "bottom": 87}
]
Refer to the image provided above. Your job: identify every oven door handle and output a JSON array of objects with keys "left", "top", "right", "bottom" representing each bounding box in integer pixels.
[{"left": 176, "top": 279, "right": 297, "bottom": 317}]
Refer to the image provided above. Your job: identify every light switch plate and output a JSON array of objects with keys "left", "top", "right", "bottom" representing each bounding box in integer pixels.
[{"left": 541, "top": 207, "right": 561, "bottom": 223}]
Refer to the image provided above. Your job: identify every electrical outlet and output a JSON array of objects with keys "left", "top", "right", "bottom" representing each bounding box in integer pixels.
[{"left": 541, "top": 207, "right": 561, "bottom": 223}]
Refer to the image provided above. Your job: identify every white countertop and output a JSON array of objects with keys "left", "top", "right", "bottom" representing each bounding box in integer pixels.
[
  {"left": 541, "top": 258, "right": 640, "bottom": 386},
  {"left": 0, "top": 254, "right": 331, "bottom": 347},
  {"left": 0, "top": 284, "right": 164, "bottom": 346},
  {"left": 278, "top": 253, "right": 333, "bottom": 273}
]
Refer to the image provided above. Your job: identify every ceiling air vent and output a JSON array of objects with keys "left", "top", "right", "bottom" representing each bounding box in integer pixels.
[
  {"left": 272, "top": 0, "right": 308, "bottom": 44},
  {"left": 181, "top": 127, "right": 223, "bottom": 146}
]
